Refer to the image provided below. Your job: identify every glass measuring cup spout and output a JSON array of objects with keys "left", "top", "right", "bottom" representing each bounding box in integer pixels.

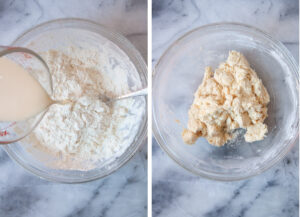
[{"left": 0, "top": 46, "right": 53, "bottom": 144}]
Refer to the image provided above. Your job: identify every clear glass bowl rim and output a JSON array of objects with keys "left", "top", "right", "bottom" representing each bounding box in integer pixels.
[{"left": 152, "top": 22, "right": 299, "bottom": 181}]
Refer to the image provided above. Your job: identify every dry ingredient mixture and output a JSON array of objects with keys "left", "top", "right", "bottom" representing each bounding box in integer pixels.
[
  {"left": 182, "top": 51, "right": 270, "bottom": 146},
  {"left": 27, "top": 46, "right": 144, "bottom": 170}
]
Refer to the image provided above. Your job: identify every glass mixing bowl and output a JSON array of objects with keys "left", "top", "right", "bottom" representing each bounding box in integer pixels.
[
  {"left": 3, "top": 18, "right": 147, "bottom": 183},
  {"left": 153, "top": 23, "right": 298, "bottom": 181}
]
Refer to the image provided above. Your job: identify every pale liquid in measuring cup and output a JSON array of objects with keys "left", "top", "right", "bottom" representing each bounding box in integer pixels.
[{"left": 0, "top": 57, "right": 52, "bottom": 122}]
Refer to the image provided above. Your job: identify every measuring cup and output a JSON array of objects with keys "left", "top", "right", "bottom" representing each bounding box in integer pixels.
[{"left": 0, "top": 46, "right": 53, "bottom": 144}]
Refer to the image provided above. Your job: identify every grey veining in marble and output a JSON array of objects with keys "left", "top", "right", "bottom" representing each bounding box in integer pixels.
[
  {"left": 0, "top": 0, "right": 147, "bottom": 217},
  {"left": 152, "top": 0, "right": 298, "bottom": 217}
]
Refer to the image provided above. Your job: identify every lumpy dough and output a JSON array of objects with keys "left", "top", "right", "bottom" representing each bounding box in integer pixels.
[{"left": 182, "top": 51, "right": 270, "bottom": 146}]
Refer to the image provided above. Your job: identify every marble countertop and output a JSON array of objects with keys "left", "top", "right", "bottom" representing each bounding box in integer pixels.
[
  {"left": 0, "top": 0, "right": 147, "bottom": 217},
  {"left": 152, "top": 0, "right": 299, "bottom": 217}
]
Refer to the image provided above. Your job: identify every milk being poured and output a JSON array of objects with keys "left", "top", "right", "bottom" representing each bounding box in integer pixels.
[{"left": 0, "top": 57, "right": 52, "bottom": 121}]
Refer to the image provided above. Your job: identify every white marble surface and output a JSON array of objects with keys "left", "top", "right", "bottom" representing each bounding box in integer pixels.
[
  {"left": 0, "top": 0, "right": 147, "bottom": 217},
  {"left": 152, "top": 0, "right": 299, "bottom": 217}
]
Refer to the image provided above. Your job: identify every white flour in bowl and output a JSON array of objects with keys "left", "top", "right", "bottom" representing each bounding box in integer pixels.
[{"left": 26, "top": 46, "right": 145, "bottom": 170}]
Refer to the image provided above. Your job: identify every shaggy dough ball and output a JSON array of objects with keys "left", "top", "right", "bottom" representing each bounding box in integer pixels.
[{"left": 182, "top": 51, "right": 270, "bottom": 146}]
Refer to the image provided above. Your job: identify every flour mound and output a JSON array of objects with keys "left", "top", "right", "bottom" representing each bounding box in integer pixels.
[{"left": 29, "top": 47, "right": 143, "bottom": 170}]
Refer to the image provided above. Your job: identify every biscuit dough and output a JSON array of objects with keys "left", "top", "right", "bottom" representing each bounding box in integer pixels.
[{"left": 182, "top": 51, "right": 270, "bottom": 146}]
